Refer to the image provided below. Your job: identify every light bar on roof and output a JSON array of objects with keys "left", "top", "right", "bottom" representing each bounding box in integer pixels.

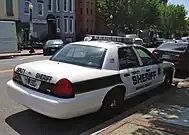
[{"left": 84, "top": 35, "right": 134, "bottom": 44}]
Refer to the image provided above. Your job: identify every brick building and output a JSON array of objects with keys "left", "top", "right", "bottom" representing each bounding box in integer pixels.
[{"left": 76, "top": 0, "right": 96, "bottom": 41}]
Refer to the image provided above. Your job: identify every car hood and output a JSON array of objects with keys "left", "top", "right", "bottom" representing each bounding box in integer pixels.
[{"left": 14, "top": 60, "right": 119, "bottom": 84}]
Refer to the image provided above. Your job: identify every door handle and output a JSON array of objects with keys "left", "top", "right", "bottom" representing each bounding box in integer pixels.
[
  {"left": 124, "top": 73, "right": 130, "bottom": 77},
  {"left": 146, "top": 69, "right": 151, "bottom": 72}
]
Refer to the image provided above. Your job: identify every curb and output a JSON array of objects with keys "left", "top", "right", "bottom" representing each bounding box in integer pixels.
[
  {"left": 0, "top": 52, "right": 43, "bottom": 59},
  {"left": 81, "top": 88, "right": 166, "bottom": 135}
]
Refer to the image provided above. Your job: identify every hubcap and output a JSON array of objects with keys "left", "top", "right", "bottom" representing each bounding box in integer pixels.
[{"left": 110, "top": 100, "right": 117, "bottom": 108}]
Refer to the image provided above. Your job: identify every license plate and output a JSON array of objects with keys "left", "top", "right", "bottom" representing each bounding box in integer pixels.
[
  {"left": 51, "top": 48, "right": 55, "bottom": 51},
  {"left": 21, "top": 76, "right": 41, "bottom": 89},
  {"left": 162, "top": 54, "right": 170, "bottom": 59}
]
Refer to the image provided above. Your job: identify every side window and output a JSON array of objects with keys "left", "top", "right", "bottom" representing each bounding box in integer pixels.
[
  {"left": 135, "top": 47, "right": 157, "bottom": 66},
  {"left": 118, "top": 47, "right": 140, "bottom": 70}
]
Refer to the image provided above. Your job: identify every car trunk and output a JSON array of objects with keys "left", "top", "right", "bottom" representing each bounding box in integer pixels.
[
  {"left": 13, "top": 60, "right": 119, "bottom": 97},
  {"left": 154, "top": 50, "right": 185, "bottom": 62}
]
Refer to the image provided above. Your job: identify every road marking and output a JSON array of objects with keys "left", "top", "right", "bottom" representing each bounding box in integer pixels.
[{"left": 0, "top": 69, "right": 13, "bottom": 73}]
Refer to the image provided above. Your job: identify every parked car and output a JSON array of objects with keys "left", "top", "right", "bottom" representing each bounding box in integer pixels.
[
  {"left": 43, "top": 39, "right": 65, "bottom": 56},
  {"left": 152, "top": 41, "right": 189, "bottom": 73},
  {"left": 7, "top": 36, "right": 175, "bottom": 119}
]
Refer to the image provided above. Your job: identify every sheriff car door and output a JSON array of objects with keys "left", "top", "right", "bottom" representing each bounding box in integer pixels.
[
  {"left": 118, "top": 47, "right": 145, "bottom": 97},
  {"left": 134, "top": 46, "right": 161, "bottom": 89}
]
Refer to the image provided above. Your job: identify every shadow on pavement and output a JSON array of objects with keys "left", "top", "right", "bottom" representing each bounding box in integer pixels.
[{"left": 5, "top": 87, "right": 170, "bottom": 135}]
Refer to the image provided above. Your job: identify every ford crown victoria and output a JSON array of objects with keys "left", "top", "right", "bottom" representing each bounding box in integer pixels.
[{"left": 7, "top": 37, "right": 175, "bottom": 119}]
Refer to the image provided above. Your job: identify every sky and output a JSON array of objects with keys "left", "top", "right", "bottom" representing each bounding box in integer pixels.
[{"left": 169, "top": 0, "right": 189, "bottom": 17}]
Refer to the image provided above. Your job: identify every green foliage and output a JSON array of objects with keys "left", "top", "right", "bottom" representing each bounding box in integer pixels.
[{"left": 97, "top": 0, "right": 188, "bottom": 35}]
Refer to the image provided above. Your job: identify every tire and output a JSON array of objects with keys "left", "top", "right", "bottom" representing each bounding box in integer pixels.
[
  {"left": 99, "top": 89, "right": 125, "bottom": 119},
  {"left": 163, "top": 72, "right": 173, "bottom": 88}
]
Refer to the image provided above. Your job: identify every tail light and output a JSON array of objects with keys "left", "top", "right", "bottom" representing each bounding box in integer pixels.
[
  {"left": 51, "top": 78, "right": 75, "bottom": 98},
  {"left": 176, "top": 55, "right": 184, "bottom": 60},
  {"left": 152, "top": 50, "right": 158, "bottom": 55}
]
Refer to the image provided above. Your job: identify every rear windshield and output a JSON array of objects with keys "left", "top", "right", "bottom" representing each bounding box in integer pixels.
[
  {"left": 50, "top": 44, "right": 107, "bottom": 69},
  {"left": 158, "top": 42, "right": 188, "bottom": 51}
]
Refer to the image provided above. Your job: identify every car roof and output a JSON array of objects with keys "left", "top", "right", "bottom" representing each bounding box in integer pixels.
[{"left": 70, "top": 40, "right": 140, "bottom": 49}]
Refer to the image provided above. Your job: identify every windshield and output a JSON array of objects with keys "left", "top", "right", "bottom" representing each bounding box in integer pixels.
[
  {"left": 158, "top": 42, "right": 188, "bottom": 52},
  {"left": 50, "top": 44, "right": 107, "bottom": 69}
]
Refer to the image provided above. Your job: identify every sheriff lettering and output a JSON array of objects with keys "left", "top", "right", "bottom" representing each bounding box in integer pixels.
[
  {"left": 132, "top": 71, "right": 156, "bottom": 85},
  {"left": 35, "top": 73, "right": 53, "bottom": 82}
]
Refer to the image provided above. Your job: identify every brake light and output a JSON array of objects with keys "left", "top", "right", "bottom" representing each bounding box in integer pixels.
[
  {"left": 51, "top": 78, "right": 74, "bottom": 98},
  {"left": 176, "top": 55, "right": 184, "bottom": 60},
  {"left": 152, "top": 50, "right": 157, "bottom": 55}
]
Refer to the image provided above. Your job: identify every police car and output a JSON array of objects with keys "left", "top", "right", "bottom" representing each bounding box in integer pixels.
[{"left": 6, "top": 35, "right": 175, "bottom": 119}]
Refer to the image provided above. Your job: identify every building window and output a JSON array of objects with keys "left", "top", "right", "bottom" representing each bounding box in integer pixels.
[
  {"left": 6, "top": 0, "right": 13, "bottom": 16},
  {"left": 38, "top": 2, "right": 44, "bottom": 16},
  {"left": 69, "top": 18, "right": 73, "bottom": 33},
  {"left": 64, "top": 18, "right": 68, "bottom": 33},
  {"left": 48, "top": 0, "right": 53, "bottom": 12},
  {"left": 91, "top": 20, "right": 93, "bottom": 32},
  {"left": 86, "top": 20, "right": 89, "bottom": 33},
  {"left": 80, "top": 1, "right": 82, "bottom": 14},
  {"left": 69, "top": 0, "right": 73, "bottom": 12},
  {"left": 56, "top": 0, "right": 60, "bottom": 12},
  {"left": 80, "top": 20, "right": 82, "bottom": 32},
  {"left": 86, "top": 2, "right": 89, "bottom": 14},
  {"left": 91, "top": 3, "right": 93, "bottom": 15},
  {"left": 64, "top": 0, "right": 68, "bottom": 12},
  {"left": 56, "top": 17, "right": 60, "bottom": 29},
  {"left": 24, "top": 1, "right": 30, "bottom": 15}
]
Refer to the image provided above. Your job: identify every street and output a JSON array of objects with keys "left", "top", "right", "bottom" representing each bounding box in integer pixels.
[{"left": 0, "top": 55, "right": 186, "bottom": 135}]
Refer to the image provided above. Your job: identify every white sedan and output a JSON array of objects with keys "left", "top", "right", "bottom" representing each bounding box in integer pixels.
[{"left": 7, "top": 40, "right": 175, "bottom": 119}]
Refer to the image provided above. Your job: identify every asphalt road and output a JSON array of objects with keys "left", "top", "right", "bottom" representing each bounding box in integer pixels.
[{"left": 0, "top": 55, "right": 183, "bottom": 135}]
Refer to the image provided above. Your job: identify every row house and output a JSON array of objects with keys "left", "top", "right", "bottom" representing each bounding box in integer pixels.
[
  {"left": 19, "top": 0, "right": 75, "bottom": 42},
  {"left": 75, "top": 0, "right": 96, "bottom": 41}
]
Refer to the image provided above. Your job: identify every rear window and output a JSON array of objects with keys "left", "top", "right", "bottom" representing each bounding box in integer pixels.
[
  {"left": 50, "top": 44, "right": 107, "bottom": 69},
  {"left": 158, "top": 42, "right": 188, "bottom": 51}
]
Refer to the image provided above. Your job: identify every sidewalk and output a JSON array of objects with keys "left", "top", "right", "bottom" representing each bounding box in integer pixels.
[
  {"left": 93, "top": 81, "right": 189, "bottom": 135},
  {"left": 0, "top": 49, "right": 43, "bottom": 59}
]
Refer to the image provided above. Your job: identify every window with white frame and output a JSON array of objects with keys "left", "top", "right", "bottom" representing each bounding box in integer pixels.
[
  {"left": 56, "top": 17, "right": 60, "bottom": 31},
  {"left": 56, "top": 0, "right": 60, "bottom": 12},
  {"left": 64, "top": 18, "right": 68, "bottom": 33},
  {"left": 69, "top": 18, "right": 73, "bottom": 33},
  {"left": 24, "top": 1, "right": 30, "bottom": 15},
  {"left": 38, "top": 2, "right": 44, "bottom": 16},
  {"left": 69, "top": 0, "right": 73, "bottom": 12},
  {"left": 64, "top": 0, "right": 68, "bottom": 12},
  {"left": 48, "top": 0, "right": 53, "bottom": 12}
]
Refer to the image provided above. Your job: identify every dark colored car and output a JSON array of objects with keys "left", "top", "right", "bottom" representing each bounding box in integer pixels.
[
  {"left": 152, "top": 42, "right": 189, "bottom": 73},
  {"left": 43, "top": 39, "right": 65, "bottom": 56}
]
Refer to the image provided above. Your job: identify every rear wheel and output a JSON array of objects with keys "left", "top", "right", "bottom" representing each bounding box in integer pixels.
[{"left": 99, "top": 90, "right": 124, "bottom": 119}]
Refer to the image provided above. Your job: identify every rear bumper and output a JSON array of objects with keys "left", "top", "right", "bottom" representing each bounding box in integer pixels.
[
  {"left": 173, "top": 62, "right": 189, "bottom": 71},
  {"left": 6, "top": 80, "right": 102, "bottom": 119}
]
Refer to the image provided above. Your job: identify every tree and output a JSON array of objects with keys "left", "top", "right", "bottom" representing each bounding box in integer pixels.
[
  {"left": 159, "top": 4, "right": 187, "bottom": 38},
  {"left": 184, "top": 18, "right": 189, "bottom": 35},
  {"left": 97, "top": 0, "right": 128, "bottom": 34}
]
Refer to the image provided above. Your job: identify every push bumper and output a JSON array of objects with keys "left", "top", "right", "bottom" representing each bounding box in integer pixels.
[{"left": 6, "top": 80, "right": 101, "bottom": 119}]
